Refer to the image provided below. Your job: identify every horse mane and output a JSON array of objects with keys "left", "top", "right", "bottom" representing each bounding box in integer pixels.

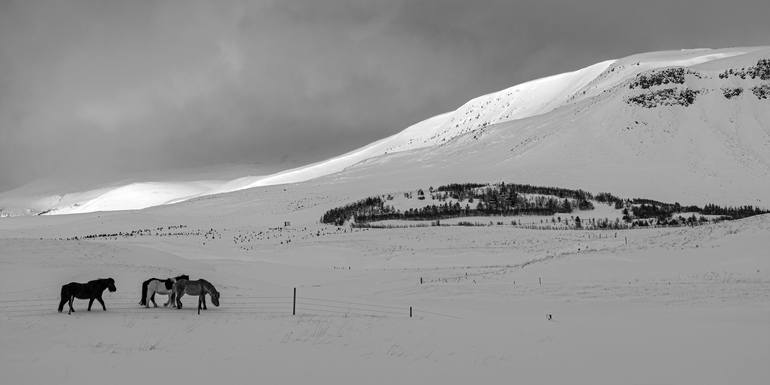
[
  {"left": 198, "top": 279, "right": 218, "bottom": 294},
  {"left": 174, "top": 274, "right": 190, "bottom": 281}
]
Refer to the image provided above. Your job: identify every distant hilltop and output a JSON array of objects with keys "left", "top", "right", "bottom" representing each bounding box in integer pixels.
[{"left": 2, "top": 46, "right": 769, "bottom": 217}]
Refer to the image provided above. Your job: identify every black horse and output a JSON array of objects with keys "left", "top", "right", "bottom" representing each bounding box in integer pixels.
[{"left": 58, "top": 278, "right": 117, "bottom": 314}]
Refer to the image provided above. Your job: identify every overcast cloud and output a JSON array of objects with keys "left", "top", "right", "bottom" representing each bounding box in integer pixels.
[{"left": 1, "top": 0, "right": 769, "bottom": 191}]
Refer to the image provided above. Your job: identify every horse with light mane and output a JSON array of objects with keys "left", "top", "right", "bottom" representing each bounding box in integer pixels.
[
  {"left": 139, "top": 275, "right": 189, "bottom": 308},
  {"left": 172, "top": 278, "right": 220, "bottom": 314}
]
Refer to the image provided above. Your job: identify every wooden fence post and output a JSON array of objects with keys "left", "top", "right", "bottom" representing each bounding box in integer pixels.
[
  {"left": 293, "top": 287, "right": 296, "bottom": 316},
  {"left": 410, "top": 306, "right": 413, "bottom": 318}
]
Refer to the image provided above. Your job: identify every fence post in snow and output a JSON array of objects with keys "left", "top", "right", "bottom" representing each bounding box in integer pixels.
[
  {"left": 293, "top": 287, "right": 296, "bottom": 316},
  {"left": 410, "top": 306, "right": 413, "bottom": 318}
]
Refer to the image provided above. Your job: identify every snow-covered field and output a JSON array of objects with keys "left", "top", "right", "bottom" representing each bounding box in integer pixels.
[
  {"left": 2, "top": 45, "right": 770, "bottom": 384},
  {"left": 1, "top": 188, "right": 768, "bottom": 384}
]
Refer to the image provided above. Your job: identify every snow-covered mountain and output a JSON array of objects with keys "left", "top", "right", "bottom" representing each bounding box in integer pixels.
[{"left": 2, "top": 46, "right": 769, "bottom": 216}]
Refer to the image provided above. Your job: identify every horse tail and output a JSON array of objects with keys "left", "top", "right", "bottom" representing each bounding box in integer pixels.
[
  {"left": 58, "top": 285, "right": 67, "bottom": 312},
  {"left": 140, "top": 279, "right": 151, "bottom": 306}
]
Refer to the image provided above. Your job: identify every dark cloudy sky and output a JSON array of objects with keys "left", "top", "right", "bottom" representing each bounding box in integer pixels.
[{"left": 1, "top": 0, "right": 768, "bottom": 191}]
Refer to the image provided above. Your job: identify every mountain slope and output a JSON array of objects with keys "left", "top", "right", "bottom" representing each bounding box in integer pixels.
[
  {"left": 1, "top": 46, "right": 768, "bottom": 216},
  {"left": 328, "top": 47, "right": 770, "bottom": 206}
]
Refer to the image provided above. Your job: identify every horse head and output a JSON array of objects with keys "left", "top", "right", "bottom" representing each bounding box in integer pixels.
[
  {"left": 105, "top": 278, "right": 117, "bottom": 292},
  {"left": 211, "top": 289, "right": 220, "bottom": 307}
]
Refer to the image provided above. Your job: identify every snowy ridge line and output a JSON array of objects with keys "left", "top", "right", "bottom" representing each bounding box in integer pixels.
[
  {"left": 297, "top": 308, "right": 392, "bottom": 318},
  {"left": 1, "top": 307, "right": 399, "bottom": 319},
  {"left": 298, "top": 295, "right": 461, "bottom": 319},
  {"left": 0, "top": 296, "right": 279, "bottom": 305},
  {"left": 0, "top": 294, "right": 461, "bottom": 319},
  {"left": 7, "top": 47, "right": 765, "bottom": 216},
  {"left": 0, "top": 303, "right": 291, "bottom": 311},
  {"left": 296, "top": 302, "right": 405, "bottom": 316},
  {"left": 299, "top": 296, "right": 407, "bottom": 310},
  {"left": 1, "top": 308, "right": 291, "bottom": 317},
  {"left": 410, "top": 309, "right": 462, "bottom": 320},
  {"left": 422, "top": 250, "right": 577, "bottom": 285}
]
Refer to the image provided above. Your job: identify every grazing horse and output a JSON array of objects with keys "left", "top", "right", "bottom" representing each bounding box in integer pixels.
[
  {"left": 58, "top": 278, "right": 117, "bottom": 315},
  {"left": 139, "top": 275, "right": 189, "bottom": 308},
  {"left": 172, "top": 279, "right": 220, "bottom": 315}
]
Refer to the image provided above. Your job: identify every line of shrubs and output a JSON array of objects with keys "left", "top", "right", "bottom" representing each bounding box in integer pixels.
[{"left": 320, "top": 182, "right": 769, "bottom": 226}]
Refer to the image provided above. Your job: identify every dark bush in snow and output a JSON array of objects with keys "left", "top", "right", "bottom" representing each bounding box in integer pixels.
[
  {"left": 751, "top": 84, "right": 770, "bottom": 99},
  {"left": 718, "top": 59, "right": 770, "bottom": 81},
  {"left": 629, "top": 68, "right": 685, "bottom": 89},
  {"left": 626, "top": 88, "right": 700, "bottom": 108},
  {"left": 721, "top": 87, "right": 743, "bottom": 99}
]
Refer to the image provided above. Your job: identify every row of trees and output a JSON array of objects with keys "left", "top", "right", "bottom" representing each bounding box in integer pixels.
[
  {"left": 701, "top": 204, "right": 769, "bottom": 219},
  {"left": 321, "top": 182, "right": 596, "bottom": 225},
  {"left": 595, "top": 192, "right": 624, "bottom": 209},
  {"left": 319, "top": 183, "right": 770, "bottom": 226},
  {"left": 718, "top": 59, "right": 770, "bottom": 81},
  {"left": 320, "top": 197, "right": 384, "bottom": 226},
  {"left": 350, "top": 198, "right": 583, "bottom": 224},
  {"left": 627, "top": 88, "right": 700, "bottom": 108},
  {"left": 435, "top": 182, "right": 593, "bottom": 202},
  {"left": 629, "top": 67, "right": 686, "bottom": 89}
]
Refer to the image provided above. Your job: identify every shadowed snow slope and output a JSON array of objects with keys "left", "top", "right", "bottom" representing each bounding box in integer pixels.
[{"left": 1, "top": 46, "right": 768, "bottom": 215}]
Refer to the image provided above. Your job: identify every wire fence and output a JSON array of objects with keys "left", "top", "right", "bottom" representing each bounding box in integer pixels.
[{"left": 0, "top": 289, "right": 460, "bottom": 320}]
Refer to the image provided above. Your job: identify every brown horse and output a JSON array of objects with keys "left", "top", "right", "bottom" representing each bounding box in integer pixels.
[{"left": 172, "top": 279, "right": 220, "bottom": 315}]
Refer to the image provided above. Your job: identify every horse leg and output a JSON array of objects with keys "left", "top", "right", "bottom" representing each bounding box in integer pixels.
[
  {"left": 176, "top": 292, "right": 183, "bottom": 309},
  {"left": 58, "top": 295, "right": 67, "bottom": 313},
  {"left": 68, "top": 296, "right": 75, "bottom": 314},
  {"left": 198, "top": 295, "right": 202, "bottom": 315},
  {"left": 164, "top": 292, "right": 173, "bottom": 307},
  {"left": 97, "top": 296, "right": 106, "bottom": 311},
  {"left": 201, "top": 294, "right": 207, "bottom": 310},
  {"left": 88, "top": 297, "right": 95, "bottom": 311},
  {"left": 150, "top": 290, "right": 158, "bottom": 308}
]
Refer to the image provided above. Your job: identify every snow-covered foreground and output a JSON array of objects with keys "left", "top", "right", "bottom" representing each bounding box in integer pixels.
[
  {"left": 2, "top": 45, "right": 769, "bottom": 383},
  {"left": 1, "top": 210, "right": 768, "bottom": 384}
]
